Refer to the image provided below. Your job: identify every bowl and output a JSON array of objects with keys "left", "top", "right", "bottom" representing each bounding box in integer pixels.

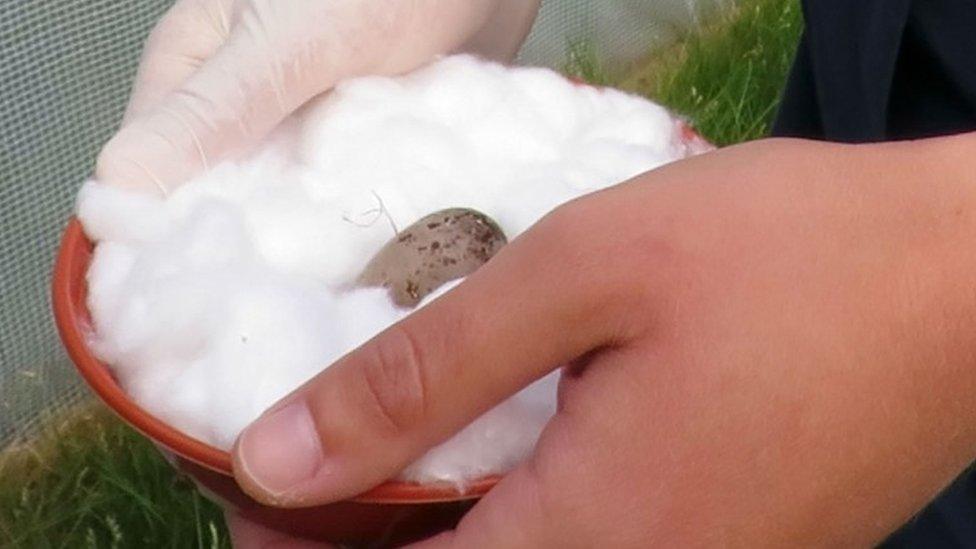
[
  {"left": 52, "top": 219, "right": 500, "bottom": 545},
  {"left": 52, "top": 87, "right": 711, "bottom": 543}
]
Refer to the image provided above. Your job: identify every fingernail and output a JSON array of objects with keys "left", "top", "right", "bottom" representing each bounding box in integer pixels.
[{"left": 235, "top": 401, "right": 324, "bottom": 500}]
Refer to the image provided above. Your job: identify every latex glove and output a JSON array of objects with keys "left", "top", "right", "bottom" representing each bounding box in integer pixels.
[
  {"left": 232, "top": 135, "right": 976, "bottom": 546},
  {"left": 96, "top": 0, "right": 540, "bottom": 196}
]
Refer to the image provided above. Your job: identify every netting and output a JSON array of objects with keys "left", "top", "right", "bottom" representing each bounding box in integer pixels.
[
  {"left": 0, "top": 0, "right": 728, "bottom": 444},
  {"left": 519, "top": 0, "right": 728, "bottom": 71}
]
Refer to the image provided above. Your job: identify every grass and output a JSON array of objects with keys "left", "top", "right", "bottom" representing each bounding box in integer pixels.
[
  {"left": 619, "top": 0, "right": 803, "bottom": 146},
  {"left": 0, "top": 1, "right": 801, "bottom": 546},
  {"left": 0, "top": 403, "right": 229, "bottom": 548},
  {"left": 562, "top": 38, "right": 614, "bottom": 87}
]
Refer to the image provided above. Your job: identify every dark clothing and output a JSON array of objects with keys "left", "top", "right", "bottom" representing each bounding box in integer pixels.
[
  {"left": 772, "top": 1, "right": 976, "bottom": 546},
  {"left": 775, "top": 0, "right": 976, "bottom": 142}
]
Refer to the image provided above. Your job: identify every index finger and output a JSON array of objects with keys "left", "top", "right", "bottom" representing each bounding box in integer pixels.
[{"left": 231, "top": 203, "right": 628, "bottom": 507}]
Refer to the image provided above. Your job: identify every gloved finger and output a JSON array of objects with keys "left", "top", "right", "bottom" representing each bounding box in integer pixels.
[
  {"left": 96, "top": 0, "right": 505, "bottom": 195},
  {"left": 124, "top": 0, "right": 235, "bottom": 121},
  {"left": 95, "top": 9, "right": 323, "bottom": 195},
  {"left": 231, "top": 201, "right": 635, "bottom": 507}
]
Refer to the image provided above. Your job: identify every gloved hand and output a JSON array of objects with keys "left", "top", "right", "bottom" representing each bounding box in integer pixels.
[{"left": 96, "top": 0, "right": 541, "bottom": 196}]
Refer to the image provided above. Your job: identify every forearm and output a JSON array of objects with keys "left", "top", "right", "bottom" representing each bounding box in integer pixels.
[
  {"left": 752, "top": 134, "right": 976, "bottom": 544},
  {"left": 862, "top": 133, "right": 976, "bottom": 540},
  {"left": 457, "top": 0, "right": 541, "bottom": 61}
]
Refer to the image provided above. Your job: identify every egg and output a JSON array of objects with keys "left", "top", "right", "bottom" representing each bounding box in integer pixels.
[{"left": 357, "top": 208, "right": 508, "bottom": 307}]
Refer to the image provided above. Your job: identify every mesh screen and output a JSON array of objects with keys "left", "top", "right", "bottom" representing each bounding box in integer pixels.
[
  {"left": 1, "top": 0, "right": 171, "bottom": 440},
  {"left": 0, "top": 0, "right": 725, "bottom": 443},
  {"left": 519, "top": 0, "right": 728, "bottom": 72}
]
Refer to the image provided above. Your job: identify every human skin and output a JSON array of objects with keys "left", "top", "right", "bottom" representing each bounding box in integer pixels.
[
  {"left": 95, "top": 1, "right": 542, "bottom": 545},
  {"left": 232, "top": 135, "right": 976, "bottom": 547},
  {"left": 98, "top": 1, "right": 976, "bottom": 546}
]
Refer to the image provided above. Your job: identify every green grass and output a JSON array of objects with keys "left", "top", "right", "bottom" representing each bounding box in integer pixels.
[
  {"left": 562, "top": 38, "right": 614, "bottom": 87},
  {"left": 0, "top": 1, "right": 801, "bottom": 546},
  {"left": 620, "top": 0, "right": 803, "bottom": 145},
  {"left": 0, "top": 403, "right": 230, "bottom": 548}
]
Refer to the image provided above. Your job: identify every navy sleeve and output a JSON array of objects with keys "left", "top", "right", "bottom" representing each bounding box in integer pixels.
[{"left": 774, "top": 0, "right": 976, "bottom": 142}]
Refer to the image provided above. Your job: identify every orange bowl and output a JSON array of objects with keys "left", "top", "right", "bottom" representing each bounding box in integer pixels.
[
  {"left": 51, "top": 82, "right": 711, "bottom": 543},
  {"left": 52, "top": 218, "right": 499, "bottom": 545}
]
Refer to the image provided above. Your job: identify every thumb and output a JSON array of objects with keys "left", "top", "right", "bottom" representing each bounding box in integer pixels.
[{"left": 231, "top": 207, "right": 624, "bottom": 507}]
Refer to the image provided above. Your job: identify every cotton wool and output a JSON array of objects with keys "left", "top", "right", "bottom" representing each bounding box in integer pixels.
[{"left": 78, "top": 55, "right": 708, "bottom": 487}]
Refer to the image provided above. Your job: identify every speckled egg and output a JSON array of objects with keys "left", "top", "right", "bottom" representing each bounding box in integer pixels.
[{"left": 357, "top": 208, "right": 507, "bottom": 307}]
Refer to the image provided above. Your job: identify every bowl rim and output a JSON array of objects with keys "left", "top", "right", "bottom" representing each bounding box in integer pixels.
[{"left": 52, "top": 217, "right": 499, "bottom": 504}]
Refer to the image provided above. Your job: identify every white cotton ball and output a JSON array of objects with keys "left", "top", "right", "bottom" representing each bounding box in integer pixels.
[
  {"left": 202, "top": 278, "right": 340, "bottom": 445},
  {"left": 400, "top": 372, "right": 561, "bottom": 487},
  {"left": 132, "top": 359, "right": 230, "bottom": 447},
  {"left": 332, "top": 287, "right": 406, "bottom": 350},
  {"left": 409, "top": 55, "right": 512, "bottom": 124},
  {"left": 81, "top": 54, "right": 705, "bottom": 484}
]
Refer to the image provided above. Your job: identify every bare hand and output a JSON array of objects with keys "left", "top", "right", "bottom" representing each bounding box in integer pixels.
[{"left": 233, "top": 136, "right": 976, "bottom": 546}]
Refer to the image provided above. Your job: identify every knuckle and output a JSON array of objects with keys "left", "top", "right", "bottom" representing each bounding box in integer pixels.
[
  {"left": 537, "top": 197, "right": 589, "bottom": 239},
  {"left": 533, "top": 195, "right": 616, "bottom": 266},
  {"left": 356, "top": 324, "right": 430, "bottom": 436},
  {"left": 533, "top": 194, "right": 674, "bottom": 336},
  {"left": 530, "top": 199, "right": 598, "bottom": 263}
]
